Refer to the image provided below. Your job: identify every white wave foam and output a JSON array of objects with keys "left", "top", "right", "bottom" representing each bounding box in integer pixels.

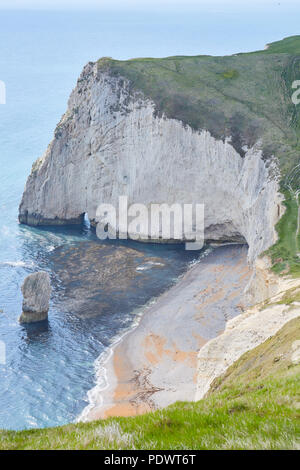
[
  {"left": 136, "top": 261, "right": 165, "bottom": 271},
  {"left": 77, "top": 247, "right": 212, "bottom": 422},
  {"left": 188, "top": 245, "right": 213, "bottom": 267},
  {"left": 77, "top": 299, "right": 157, "bottom": 423},
  {"left": 0, "top": 260, "right": 34, "bottom": 268}
]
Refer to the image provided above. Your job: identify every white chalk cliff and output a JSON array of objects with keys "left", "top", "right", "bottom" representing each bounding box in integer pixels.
[{"left": 19, "top": 62, "right": 282, "bottom": 263}]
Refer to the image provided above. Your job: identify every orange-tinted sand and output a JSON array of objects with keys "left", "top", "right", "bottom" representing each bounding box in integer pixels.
[{"left": 84, "top": 245, "right": 251, "bottom": 421}]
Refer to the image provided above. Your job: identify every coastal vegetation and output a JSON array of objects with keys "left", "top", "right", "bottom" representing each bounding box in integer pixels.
[
  {"left": 1, "top": 317, "right": 299, "bottom": 450},
  {"left": 266, "top": 190, "right": 300, "bottom": 275}
]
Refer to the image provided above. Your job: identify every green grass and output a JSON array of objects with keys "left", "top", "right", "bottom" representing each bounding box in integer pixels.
[
  {"left": 96, "top": 35, "right": 300, "bottom": 169},
  {"left": 99, "top": 53, "right": 293, "bottom": 160},
  {"left": 277, "top": 286, "right": 300, "bottom": 304},
  {"left": 264, "top": 36, "right": 300, "bottom": 54},
  {"left": 1, "top": 318, "right": 299, "bottom": 450},
  {"left": 266, "top": 190, "right": 300, "bottom": 275},
  {"left": 3, "top": 36, "right": 300, "bottom": 451}
]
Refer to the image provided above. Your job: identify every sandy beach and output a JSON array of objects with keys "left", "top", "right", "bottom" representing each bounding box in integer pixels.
[{"left": 83, "top": 244, "right": 251, "bottom": 421}]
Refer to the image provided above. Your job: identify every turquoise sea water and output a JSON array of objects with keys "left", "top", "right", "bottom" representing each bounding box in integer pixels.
[
  {"left": 0, "top": 10, "right": 204, "bottom": 431},
  {"left": 0, "top": 7, "right": 299, "bottom": 430}
]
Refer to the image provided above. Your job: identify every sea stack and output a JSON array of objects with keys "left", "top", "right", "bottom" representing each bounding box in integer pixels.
[{"left": 19, "top": 272, "right": 51, "bottom": 323}]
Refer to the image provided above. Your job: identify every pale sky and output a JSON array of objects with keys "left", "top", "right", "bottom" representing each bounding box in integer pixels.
[{"left": 0, "top": 0, "right": 297, "bottom": 10}]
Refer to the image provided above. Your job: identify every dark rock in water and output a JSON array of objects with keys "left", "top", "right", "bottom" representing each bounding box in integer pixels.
[
  {"left": 49, "top": 241, "right": 168, "bottom": 318},
  {"left": 19, "top": 272, "right": 51, "bottom": 323}
]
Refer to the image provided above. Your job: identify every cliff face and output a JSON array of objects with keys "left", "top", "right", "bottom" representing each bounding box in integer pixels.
[
  {"left": 19, "top": 62, "right": 282, "bottom": 263},
  {"left": 195, "top": 278, "right": 300, "bottom": 401}
]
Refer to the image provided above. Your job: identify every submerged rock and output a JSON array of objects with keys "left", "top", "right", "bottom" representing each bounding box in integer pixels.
[{"left": 19, "top": 272, "right": 51, "bottom": 323}]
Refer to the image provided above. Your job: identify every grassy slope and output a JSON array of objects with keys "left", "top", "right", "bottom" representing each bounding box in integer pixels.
[
  {"left": 98, "top": 35, "right": 300, "bottom": 171},
  {"left": 1, "top": 317, "right": 299, "bottom": 450},
  {"left": 267, "top": 190, "right": 300, "bottom": 275},
  {"left": 97, "top": 36, "right": 300, "bottom": 275}
]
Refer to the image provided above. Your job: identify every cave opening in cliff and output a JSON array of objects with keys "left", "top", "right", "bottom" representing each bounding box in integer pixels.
[{"left": 83, "top": 212, "right": 91, "bottom": 230}]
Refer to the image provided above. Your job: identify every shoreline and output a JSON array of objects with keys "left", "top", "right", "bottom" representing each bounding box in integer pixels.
[
  {"left": 80, "top": 244, "right": 251, "bottom": 422},
  {"left": 78, "top": 300, "right": 153, "bottom": 422},
  {"left": 78, "top": 252, "right": 209, "bottom": 422}
]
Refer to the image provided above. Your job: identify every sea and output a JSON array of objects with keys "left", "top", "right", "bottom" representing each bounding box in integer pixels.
[{"left": 0, "top": 6, "right": 299, "bottom": 430}]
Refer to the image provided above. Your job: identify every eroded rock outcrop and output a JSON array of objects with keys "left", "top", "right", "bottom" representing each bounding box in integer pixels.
[
  {"left": 195, "top": 277, "right": 300, "bottom": 400},
  {"left": 244, "top": 255, "right": 283, "bottom": 304},
  {"left": 20, "top": 271, "right": 51, "bottom": 323},
  {"left": 19, "top": 63, "right": 282, "bottom": 264}
]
